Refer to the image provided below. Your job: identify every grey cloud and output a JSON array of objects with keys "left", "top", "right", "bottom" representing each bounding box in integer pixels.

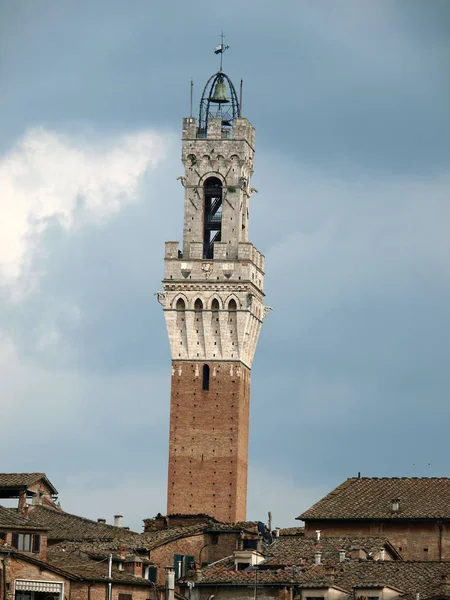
[{"left": 1, "top": 1, "right": 448, "bottom": 172}]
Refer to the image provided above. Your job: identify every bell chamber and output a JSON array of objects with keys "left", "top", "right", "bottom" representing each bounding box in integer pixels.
[{"left": 198, "top": 71, "right": 240, "bottom": 136}]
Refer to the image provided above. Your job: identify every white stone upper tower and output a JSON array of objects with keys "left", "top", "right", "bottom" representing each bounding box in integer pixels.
[{"left": 159, "top": 71, "right": 269, "bottom": 368}]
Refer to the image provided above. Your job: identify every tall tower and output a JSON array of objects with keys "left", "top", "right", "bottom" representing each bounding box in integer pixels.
[{"left": 157, "top": 58, "right": 269, "bottom": 523}]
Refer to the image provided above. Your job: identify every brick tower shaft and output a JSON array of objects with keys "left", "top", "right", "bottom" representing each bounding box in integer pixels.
[{"left": 168, "top": 361, "right": 250, "bottom": 522}]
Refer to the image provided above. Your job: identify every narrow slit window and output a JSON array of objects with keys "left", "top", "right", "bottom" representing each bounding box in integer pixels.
[{"left": 202, "top": 364, "right": 210, "bottom": 391}]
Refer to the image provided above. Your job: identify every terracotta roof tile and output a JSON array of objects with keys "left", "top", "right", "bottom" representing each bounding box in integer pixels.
[
  {"left": 277, "top": 527, "right": 305, "bottom": 536},
  {"left": 0, "top": 473, "right": 58, "bottom": 494},
  {"left": 46, "top": 546, "right": 153, "bottom": 585},
  {"left": 194, "top": 557, "right": 450, "bottom": 599},
  {"left": 299, "top": 477, "right": 450, "bottom": 520},
  {"left": 28, "top": 505, "right": 139, "bottom": 541},
  {"left": 141, "top": 524, "right": 208, "bottom": 549},
  {"left": 0, "top": 505, "right": 47, "bottom": 531},
  {"left": 263, "top": 536, "right": 401, "bottom": 566}
]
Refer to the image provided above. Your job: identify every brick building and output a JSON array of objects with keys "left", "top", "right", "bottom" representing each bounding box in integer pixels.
[
  {"left": 0, "top": 498, "right": 156, "bottom": 600},
  {"left": 182, "top": 553, "right": 450, "bottom": 600},
  {"left": 299, "top": 476, "right": 450, "bottom": 561},
  {"left": 0, "top": 473, "right": 59, "bottom": 511},
  {"left": 157, "top": 56, "right": 271, "bottom": 522}
]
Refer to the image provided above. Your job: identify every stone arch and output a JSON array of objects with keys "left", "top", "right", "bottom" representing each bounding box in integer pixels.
[
  {"left": 194, "top": 297, "right": 204, "bottom": 311},
  {"left": 208, "top": 296, "right": 222, "bottom": 310},
  {"left": 225, "top": 294, "right": 240, "bottom": 310},
  {"left": 230, "top": 154, "right": 242, "bottom": 170},
  {"left": 172, "top": 293, "right": 188, "bottom": 309},
  {"left": 216, "top": 154, "right": 227, "bottom": 170},
  {"left": 186, "top": 153, "right": 197, "bottom": 168},
  {"left": 201, "top": 155, "right": 212, "bottom": 169},
  {"left": 199, "top": 171, "right": 226, "bottom": 186}
]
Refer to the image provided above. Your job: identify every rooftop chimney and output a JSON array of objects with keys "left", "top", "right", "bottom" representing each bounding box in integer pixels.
[
  {"left": 314, "top": 551, "right": 322, "bottom": 566},
  {"left": 339, "top": 549, "right": 346, "bottom": 563},
  {"left": 114, "top": 515, "right": 123, "bottom": 528},
  {"left": 316, "top": 530, "right": 321, "bottom": 542},
  {"left": 274, "top": 528, "right": 280, "bottom": 538},
  {"left": 391, "top": 498, "right": 400, "bottom": 512},
  {"left": 97, "top": 518, "right": 106, "bottom": 524},
  {"left": 166, "top": 566, "right": 175, "bottom": 600}
]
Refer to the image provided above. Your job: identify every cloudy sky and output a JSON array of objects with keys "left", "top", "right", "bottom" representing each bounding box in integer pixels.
[{"left": 1, "top": 0, "right": 449, "bottom": 531}]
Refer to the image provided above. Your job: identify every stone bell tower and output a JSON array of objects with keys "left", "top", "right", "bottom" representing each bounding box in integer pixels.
[{"left": 157, "top": 58, "right": 270, "bottom": 522}]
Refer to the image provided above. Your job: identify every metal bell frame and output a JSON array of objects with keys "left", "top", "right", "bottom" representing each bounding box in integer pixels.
[{"left": 198, "top": 71, "right": 241, "bottom": 136}]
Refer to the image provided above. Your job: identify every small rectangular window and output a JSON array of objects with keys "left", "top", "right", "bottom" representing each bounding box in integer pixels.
[{"left": 118, "top": 595, "right": 132, "bottom": 600}]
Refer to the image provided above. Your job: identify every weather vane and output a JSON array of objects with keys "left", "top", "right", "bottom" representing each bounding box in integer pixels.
[{"left": 214, "top": 31, "right": 229, "bottom": 72}]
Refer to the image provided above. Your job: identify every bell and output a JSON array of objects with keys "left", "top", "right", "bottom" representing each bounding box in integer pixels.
[{"left": 209, "top": 80, "right": 229, "bottom": 104}]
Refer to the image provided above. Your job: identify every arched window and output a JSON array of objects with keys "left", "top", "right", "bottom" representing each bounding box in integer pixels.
[
  {"left": 176, "top": 298, "right": 185, "bottom": 310},
  {"left": 211, "top": 298, "right": 220, "bottom": 312},
  {"left": 194, "top": 298, "right": 203, "bottom": 311},
  {"left": 202, "top": 364, "right": 210, "bottom": 391},
  {"left": 203, "top": 177, "right": 222, "bottom": 259},
  {"left": 228, "top": 299, "right": 237, "bottom": 311}
]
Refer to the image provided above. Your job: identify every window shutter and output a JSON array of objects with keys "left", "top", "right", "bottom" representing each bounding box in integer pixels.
[
  {"left": 184, "top": 555, "right": 195, "bottom": 574},
  {"left": 11, "top": 533, "right": 19, "bottom": 548},
  {"left": 173, "top": 554, "right": 183, "bottom": 578},
  {"left": 32, "top": 534, "right": 40, "bottom": 553},
  {"left": 148, "top": 566, "right": 157, "bottom": 583}
]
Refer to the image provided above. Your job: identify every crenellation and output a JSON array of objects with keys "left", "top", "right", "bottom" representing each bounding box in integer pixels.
[{"left": 165, "top": 241, "right": 179, "bottom": 259}]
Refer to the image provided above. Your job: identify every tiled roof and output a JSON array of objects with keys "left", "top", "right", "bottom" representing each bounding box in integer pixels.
[
  {"left": 47, "top": 540, "right": 151, "bottom": 562},
  {"left": 46, "top": 546, "right": 153, "bottom": 585},
  {"left": 298, "top": 561, "right": 450, "bottom": 600},
  {"left": 277, "top": 527, "right": 305, "bottom": 536},
  {"left": 299, "top": 477, "right": 450, "bottom": 520},
  {"left": 0, "top": 473, "right": 58, "bottom": 494},
  {"left": 263, "top": 536, "right": 401, "bottom": 566},
  {"left": 205, "top": 521, "right": 259, "bottom": 533},
  {"left": 141, "top": 524, "right": 208, "bottom": 550},
  {"left": 0, "top": 505, "right": 47, "bottom": 531},
  {"left": 192, "top": 557, "right": 450, "bottom": 599},
  {"left": 28, "top": 506, "right": 139, "bottom": 541}
]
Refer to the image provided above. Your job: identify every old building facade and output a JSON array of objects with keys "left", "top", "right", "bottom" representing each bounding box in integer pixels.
[
  {"left": 299, "top": 476, "right": 450, "bottom": 561},
  {"left": 158, "top": 65, "right": 269, "bottom": 522}
]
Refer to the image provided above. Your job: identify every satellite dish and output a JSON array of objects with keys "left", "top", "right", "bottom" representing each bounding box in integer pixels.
[
  {"left": 263, "top": 531, "right": 273, "bottom": 545},
  {"left": 257, "top": 521, "right": 266, "bottom": 536}
]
